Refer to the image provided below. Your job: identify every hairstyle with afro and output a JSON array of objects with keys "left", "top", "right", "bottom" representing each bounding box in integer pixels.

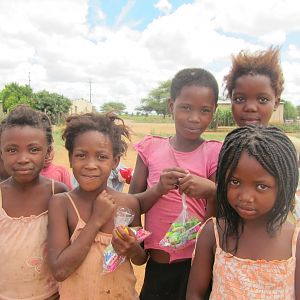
[
  {"left": 224, "top": 46, "right": 284, "bottom": 99},
  {"left": 62, "top": 112, "right": 130, "bottom": 158}
]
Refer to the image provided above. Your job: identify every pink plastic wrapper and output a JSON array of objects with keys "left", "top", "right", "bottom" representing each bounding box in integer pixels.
[{"left": 102, "top": 207, "right": 151, "bottom": 273}]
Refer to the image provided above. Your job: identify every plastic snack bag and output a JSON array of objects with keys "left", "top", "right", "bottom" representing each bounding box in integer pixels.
[
  {"left": 102, "top": 207, "right": 151, "bottom": 273},
  {"left": 160, "top": 194, "right": 201, "bottom": 249}
]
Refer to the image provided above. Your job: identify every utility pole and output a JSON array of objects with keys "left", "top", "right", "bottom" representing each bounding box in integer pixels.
[
  {"left": 89, "top": 80, "right": 92, "bottom": 103},
  {"left": 28, "top": 72, "right": 31, "bottom": 87}
]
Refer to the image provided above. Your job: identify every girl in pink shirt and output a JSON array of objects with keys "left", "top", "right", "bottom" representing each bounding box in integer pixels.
[
  {"left": 130, "top": 68, "right": 222, "bottom": 300},
  {"left": 187, "top": 125, "right": 300, "bottom": 300},
  {"left": 0, "top": 105, "right": 68, "bottom": 300}
]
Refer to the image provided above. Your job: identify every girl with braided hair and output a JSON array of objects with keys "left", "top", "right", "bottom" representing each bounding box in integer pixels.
[{"left": 187, "top": 125, "right": 300, "bottom": 300}]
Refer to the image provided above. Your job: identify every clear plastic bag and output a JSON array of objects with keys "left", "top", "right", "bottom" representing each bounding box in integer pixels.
[
  {"left": 160, "top": 194, "right": 201, "bottom": 249},
  {"left": 102, "top": 207, "right": 151, "bottom": 273}
]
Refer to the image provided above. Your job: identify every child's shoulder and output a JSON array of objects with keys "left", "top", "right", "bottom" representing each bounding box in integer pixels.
[
  {"left": 202, "top": 140, "right": 223, "bottom": 150},
  {"left": 109, "top": 189, "right": 140, "bottom": 214},
  {"left": 136, "top": 135, "right": 169, "bottom": 146}
]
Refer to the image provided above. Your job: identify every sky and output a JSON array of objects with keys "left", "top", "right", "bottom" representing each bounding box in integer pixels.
[{"left": 0, "top": 0, "right": 299, "bottom": 112}]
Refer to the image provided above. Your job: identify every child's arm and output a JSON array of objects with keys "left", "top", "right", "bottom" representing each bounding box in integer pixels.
[
  {"left": 111, "top": 194, "right": 148, "bottom": 265},
  {"left": 129, "top": 155, "right": 187, "bottom": 213},
  {"left": 295, "top": 228, "right": 300, "bottom": 300},
  {"left": 186, "top": 220, "right": 215, "bottom": 300},
  {"left": 47, "top": 190, "right": 116, "bottom": 281}
]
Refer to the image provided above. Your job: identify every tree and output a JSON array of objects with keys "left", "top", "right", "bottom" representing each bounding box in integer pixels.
[
  {"left": 136, "top": 80, "right": 171, "bottom": 118},
  {"left": 296, "top": 105, "right": 300, "bottom": 118},
  {"left": 0, "top": 83, "right": 33, "bottom": 111},
  {"left": 283, "top": 100, "right": 298, "bottom": 121},
  {"left": 32, "top": 91, "right": 72, "bottom": 124},
  {"left": 100, "top": 102, "right": 126, "bottom": 114}
]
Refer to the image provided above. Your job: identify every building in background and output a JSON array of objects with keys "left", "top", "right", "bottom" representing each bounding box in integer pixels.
[{"left": 69, "top": 98, "right": 95, "bottom": 114}]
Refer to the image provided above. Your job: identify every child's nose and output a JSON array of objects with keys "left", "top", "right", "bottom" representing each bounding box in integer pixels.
[
  {"left": 238, "top": 191, "right": 254, "bottom": 203},
  {"left": 188, "top": 111, "right": 201, "bottom": 122},
  {"left": 243, "top": 101, "right": 258, "bottom": 112},
  {"left": 85, "top": 157, "right": 98, "bottom": 168},
  {"left": 17, "top": 153, "right": 30, "bottom": 164}
]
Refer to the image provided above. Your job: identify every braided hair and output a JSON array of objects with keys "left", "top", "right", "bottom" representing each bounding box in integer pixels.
[{"left": 216, "top": 125, "right": 299, "bottom": 253}]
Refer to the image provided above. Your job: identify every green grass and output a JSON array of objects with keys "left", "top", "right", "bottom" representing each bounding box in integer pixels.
[{"left": 53, "top": 126, "right": 64, "bottom": 148}]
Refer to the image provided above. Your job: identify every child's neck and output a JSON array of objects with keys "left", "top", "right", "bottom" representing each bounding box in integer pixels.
[
  {"left": 170, "top": 135, "right": 204, "bottom": 152},
  {"left": 10, "top": 175, "right": 41, "bottom": 190},
  {"left": 76, "top": 184, "right": 108, "bottom": 201}
]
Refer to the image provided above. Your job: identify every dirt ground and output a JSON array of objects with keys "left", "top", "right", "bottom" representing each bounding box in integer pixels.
[{"left": 53, "top": 120, "right": 300, "bottom": 293}]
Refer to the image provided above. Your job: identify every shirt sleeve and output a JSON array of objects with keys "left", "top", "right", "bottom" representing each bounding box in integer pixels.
[
  {"left": 206, "top": 141, "right": 223, "bottom": 178},
  {"left": 133, "top": 136, "right": 154, "bottom": 167}
]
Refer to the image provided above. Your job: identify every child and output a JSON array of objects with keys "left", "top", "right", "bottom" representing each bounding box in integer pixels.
[
  {"left": 41, "top": 147, "right": 73, "bottom": 190},
  {"left": 47, "top": 112, "right": 147, "bottom": 299},
  {"left": 129, "top": 68, "right": 222, "bottom": 300},
  {"left": 0, "top": 105, "right": 68, "bottom": 299},
  {"left": 186, "top": 125, "right": 300, "bottom": 299},
  {"left": 224, "top": 46, "right": 284, "bottom": 126}
]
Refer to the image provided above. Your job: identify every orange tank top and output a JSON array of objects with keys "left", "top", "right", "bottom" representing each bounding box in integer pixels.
[
  {"left": 209, "top": 217, "right": 300, "bottom": 299},
  {"left": 59, "top": 193, "right": 139, "bottom": 300},
  {"left": 0, "top": 180, "right": 58, "bottom": 300}
]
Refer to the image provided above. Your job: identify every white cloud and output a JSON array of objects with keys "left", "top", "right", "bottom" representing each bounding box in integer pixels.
[
  {"left": 154, "top": 0, "right": 172, "bottom": 14},
  {"left": 0, "top": 0, "right": 299, "bottom": 112}
]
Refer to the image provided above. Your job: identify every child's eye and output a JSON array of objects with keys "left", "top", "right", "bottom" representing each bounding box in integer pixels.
[
  {"left": 180, "top": 105, "right": 191, "bottom": 111},
  {"left": 97, "top": 154, "right": 109, "bottom": 160},
  {"left": 30, "top": 147, "right": 41, "bottom": 153},
  {"left": 258, "top": 97, "right": 269, "bottom": 104},
  {"left": 6, "top": 147, "right": 16, "bottom": 153},
  {"left": 75, "top": 153, "right": 85, "bottom": 158},
  {"left": 232, "top": 97, "right": 244, "bottom": 103},
  {"left": 229, "top": 179, "right": 239, "bottom": 186},
  {"left": 200, "top": 108, "right": 212, "bottom": 113},
  {"left": 257, "top": 184, "right": 268, "bottom": 191}
]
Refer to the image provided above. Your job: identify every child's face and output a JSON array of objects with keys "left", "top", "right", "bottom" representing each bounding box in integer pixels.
[
  {"left": 169, "top": 85, "right": 216, "bottom": 141},
  {"left": 227, "top": 151, "right": 277, "bottom": 221},
  {"left": 0, "top": 126, "right": 50, "bottom": 183},
  {"left": 70, "top": 130, "right": 119, "bottom": 192},
  {"left": 231, "top": 74, "right": 279, "bottom": 126}
]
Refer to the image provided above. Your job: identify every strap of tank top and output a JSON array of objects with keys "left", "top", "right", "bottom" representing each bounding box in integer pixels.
[
  {"left": 0, "top": 186, "right": 2, "bottom": 208},
  {"left": 65, "top": 192, "right": 81, "bottom": 222},
  {"left": 212, "top": 217, "right": 221, "bottom": 249},
  {"left": 292, "top": 220, "right": 300, "bottom": 258},
  {"left": 51, "top": 179, "right": 55, "bottom": 195}
]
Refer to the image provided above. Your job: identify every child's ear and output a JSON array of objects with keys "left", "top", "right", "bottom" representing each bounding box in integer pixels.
[
  {"left": 273, "top": 97, "right": 280, "bottom": 111},
  {"left": 112, "top": 156, "right": 121, "bottom": 170},
  {"left": 168, "top": 98, "right": 174, "bottom": 118},
  {"left": 45, "top": 145, "right": 53, "bottom": 160}
]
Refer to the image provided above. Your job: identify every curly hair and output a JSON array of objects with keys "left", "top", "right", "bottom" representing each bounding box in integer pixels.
[
  {"left": 216, "top": 125, "right": 298, "bottom": 253},
  {"left": 0, "top": 104, "right": 53, "bottom": 146},
  {"left": 224, "top": 46, "right": 284, "bottom": 99},
  {"left": 170, "top": 68, "right": 219, "bottom": 103},
  {"left": 62, "top": 112, "right": 130, "bottom": 157}
]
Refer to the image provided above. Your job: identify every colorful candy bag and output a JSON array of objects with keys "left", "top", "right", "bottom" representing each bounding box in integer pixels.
[
  {"left": 102, "top": 207, "right": 151, "bottom": 273},
  {"left": 160, "top": 194, "right": 201, "bottom": 249}
]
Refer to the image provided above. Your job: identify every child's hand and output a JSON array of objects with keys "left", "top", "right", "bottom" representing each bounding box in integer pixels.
[
  {"left": 156, "top": 167, "right": 188, "bottom": 195},
  {"left": 178, "top": 174, "right": 216, "bottom": 199},
  {"left": 91, "top": 190, "right": 116, "bottom": 228},
  {"left": 111, "top": 226, "right": 140, "bottom": 259}
]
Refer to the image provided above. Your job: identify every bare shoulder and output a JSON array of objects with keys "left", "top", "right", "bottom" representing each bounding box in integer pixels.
[
  {"left": 109, "top": 188, "right": 140, "bottom": 214},
  {"left": 48, "top": 191, "right": 69, "bottom": 212},
  {"left": 53, "top": 181, "right": 69, "bottom": 193}
]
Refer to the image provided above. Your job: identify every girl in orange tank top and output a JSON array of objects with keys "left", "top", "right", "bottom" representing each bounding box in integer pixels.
[
  {"left": 0, "top": 105, "right": 68, "bottom": 300},
  {"left": 187, "top": 126, "right": 300, "bottom": 300},
  {"left": 47, "top": 112, "right": 147, "bottom": 299}
]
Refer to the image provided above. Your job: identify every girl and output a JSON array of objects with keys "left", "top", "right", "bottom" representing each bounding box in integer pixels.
[
  {"left": 187, "top": 125, "right": 300, "bottom": 299},
  {"left": 47, "top": 112, "right": 147, "bottom": 300},
  {"left": 0, "top": 105, "right": 68, "bottom": 299},
  {"left": 224, "top": 46, "right": 283, "bottom": 127},
  {"left": 129, "top": 68, "right": 222, "bottom": 300}
]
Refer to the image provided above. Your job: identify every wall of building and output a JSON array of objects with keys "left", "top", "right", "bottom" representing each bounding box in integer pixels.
[{"left": 69, "top": 99, "right": 93, "bottom": 115}]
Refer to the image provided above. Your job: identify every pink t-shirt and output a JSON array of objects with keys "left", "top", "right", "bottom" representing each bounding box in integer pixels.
[
  {"left": 135, "top": 136, "right": 222, "bottom": 262},
  {"left": 41, "top": 163, "right": 72, "bottom": 190}
]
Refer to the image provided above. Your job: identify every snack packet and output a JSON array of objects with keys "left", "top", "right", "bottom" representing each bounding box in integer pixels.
[
  {"left": 160, "top": 194, "right": 201, "bottom": 249},
  {"left": 102, "top": 207, "right": 151, "bottom": 273}
]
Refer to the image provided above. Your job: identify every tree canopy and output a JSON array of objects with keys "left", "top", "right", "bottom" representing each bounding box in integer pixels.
[
  {"left": 0, "top": 82, "right": 72, "bottom": 124},
  {"left": 100, "top": 101, "right": 126, "bottom": 114},
  {"left": 136, "top": 80, "right": 171, "bottom": 117}
]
